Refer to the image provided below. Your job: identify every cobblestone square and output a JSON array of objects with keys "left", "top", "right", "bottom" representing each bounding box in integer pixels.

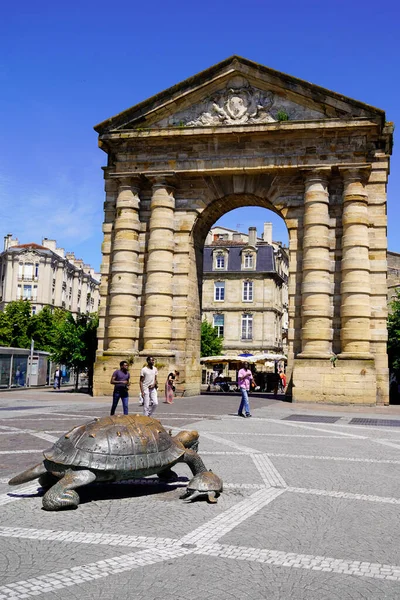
[{"left": 0, "top": 389, "right": 400, "bottom": 599}]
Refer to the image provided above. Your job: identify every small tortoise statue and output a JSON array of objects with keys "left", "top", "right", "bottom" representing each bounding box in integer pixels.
[{"left": 8, "top": 415, "right": 223, "bottom": 510}]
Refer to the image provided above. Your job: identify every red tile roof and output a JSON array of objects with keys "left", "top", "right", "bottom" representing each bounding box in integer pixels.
[{"left": 12, "top": 243, "right": 48, "bottom": 250}]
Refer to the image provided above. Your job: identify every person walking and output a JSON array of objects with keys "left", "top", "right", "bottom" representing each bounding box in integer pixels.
[
  {"left": 140, "top": 356, "right": 158, "bottom": 417},
  {"left": 164, "top": 370, "right": 179, "bottom": 404},
  {"left": 237, "top": 361, "right": 253, "bottom": 418},
  {"left": 164, "top": 372, "right": 175, "bottom": 404},
  {"left": 53, "top": 367, "right": 62, "bottom": 390},
  {"left": 278, "top": 369, "right": 287, "bottom": 393},
  {"left": 110, "top": 360, "right": 130, "bottom": 415}
]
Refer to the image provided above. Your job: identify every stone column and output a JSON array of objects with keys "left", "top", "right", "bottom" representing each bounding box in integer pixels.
[
  {"left": 96, "top": 179, "right": 117, "bottom": 352},
  {"left": 339, "top": 168, "right": 372, "bottom": 357},
  {"left": 299, "top": 169, "right": 332, "bottom": 357},
  {"left": 142, "top": 176, "right": 175, "bottom": 353},
  {"left": 106, "top": 177, "right": 141, "bottom": 353}
]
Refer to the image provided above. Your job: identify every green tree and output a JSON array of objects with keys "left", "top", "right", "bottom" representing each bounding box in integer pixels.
[
  {"left": 51, "top": 312, "right": 98, "bottom": 390},
  {"left": 28, "top": 305, "right": 57, "bottom": 352},
  {"left": 388, "top": 291, "right": 400, "bottom": 374},
  {"left": 2, "top": 300, "right": 32, "bottom": 348},
  {"left": 0, "top": 311, "right": 12, "bottom": 346},
  {"left": 200, "top": 319, "right": 223, "bottom": 357}
]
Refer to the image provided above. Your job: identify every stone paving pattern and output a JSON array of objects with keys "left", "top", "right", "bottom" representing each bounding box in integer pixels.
[{"left": 0, "top": 388, "right": 399, "bottom": 599}]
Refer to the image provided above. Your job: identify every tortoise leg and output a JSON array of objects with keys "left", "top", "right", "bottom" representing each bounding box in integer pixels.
[
  {"left": 180, "top": 489, "right": 201, "bottom": 502},
  {"left": 157, "top": 468, "right": 179, "bottom": 482},
  {"left": 8, "top": 463, "right": 46, "bottom": 486},
  {"left": 42, "top": 469, "right": 96, "bottom": 511},
  {"left": 208, "top": 491, "right": 220, "bottom": 503},
  {"left": 38, "top": 472, "right": 60, "bottom": 489}
]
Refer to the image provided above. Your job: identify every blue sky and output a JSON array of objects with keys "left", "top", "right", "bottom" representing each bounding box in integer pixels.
[{"left": 1, "top": 0, "right": 398, "bottom": 270}]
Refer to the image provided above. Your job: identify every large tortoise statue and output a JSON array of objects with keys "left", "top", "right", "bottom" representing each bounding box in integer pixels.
[{"left": 8, "top": 414, "right": 223, "bottom": 510}]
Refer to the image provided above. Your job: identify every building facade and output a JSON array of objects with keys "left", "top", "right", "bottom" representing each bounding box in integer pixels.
[
  {"left": 388, "top": 251, "right": 400, "bottom": 305},
  {"left": 92, "top": 56, "right": 392, "bottom": 405},
  {"left": 202, "top": 222, "right": 288, "bottom": 356},
  {"left": 0, "top": 234, "right": 100, "bottom": 316}
]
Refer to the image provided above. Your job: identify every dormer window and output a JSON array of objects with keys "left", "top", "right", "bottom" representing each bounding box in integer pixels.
[
  {"left": 213, "top": 249, "right": 228, "bottom": 271},
  {"left": 244, "top": 253, "right": 253, "bottom": 268},
  {"left": 242, "top": 250, "right": 256, "bottom": 270},
  {"left": 216, "top": 254, "right": 225, "bottom": 269}
]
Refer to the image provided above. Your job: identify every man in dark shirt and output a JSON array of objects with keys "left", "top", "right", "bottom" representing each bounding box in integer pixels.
[{"left": 110, "top": 361, "right": 130, "bottom": 415}]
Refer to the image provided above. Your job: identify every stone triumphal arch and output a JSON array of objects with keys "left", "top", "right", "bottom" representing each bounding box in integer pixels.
[{"left": 93, "top": 56, "right": 393, "bottom": 405}]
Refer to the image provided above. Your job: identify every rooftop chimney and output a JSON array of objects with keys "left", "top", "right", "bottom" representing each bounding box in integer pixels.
[
  {"left": 42, "top": 238, "right": 57, "bottom": 252},
  {"left": 4, "top": 234, "right": 12, "bottom": 251},
  {"left": 232, "top": 232, "right": 242, "bottom": 242},
  {"left": 263, "top": 222, "right": 272, "bottom": 245},
  {"left": 248, "top": 227, "right": 257, "bottom": 247}
]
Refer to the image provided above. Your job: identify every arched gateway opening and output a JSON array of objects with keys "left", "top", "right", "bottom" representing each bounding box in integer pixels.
[
  {"left": 92, "top": 56, "right": 393, "bottom": 405},
  {"left": 194, "top": 200, "right": 290, "bottom": 393},
  {"left": 191, "top": 193, "right": 292, "bottom": 390}
]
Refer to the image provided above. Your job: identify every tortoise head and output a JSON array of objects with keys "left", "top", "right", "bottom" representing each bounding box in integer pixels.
[{"left": 173, "top": 430, "right": 199, "bottom": 451}]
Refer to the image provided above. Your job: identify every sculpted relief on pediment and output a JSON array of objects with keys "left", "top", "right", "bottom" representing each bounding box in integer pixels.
[{"left": 153, "top": 76, "right": 326, "bottom": 128}]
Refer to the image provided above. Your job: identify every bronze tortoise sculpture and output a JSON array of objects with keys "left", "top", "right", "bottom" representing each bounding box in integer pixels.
[{"left": 8, "top": 414, "right": 223, "bottom": 510}]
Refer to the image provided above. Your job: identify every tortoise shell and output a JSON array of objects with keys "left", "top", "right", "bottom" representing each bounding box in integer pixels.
[
  {"left": 44, "top": 415, "right": 184, "bottom": 472},
  {"left": 187, "top": 471, "right": 223, "bottom": 492}
]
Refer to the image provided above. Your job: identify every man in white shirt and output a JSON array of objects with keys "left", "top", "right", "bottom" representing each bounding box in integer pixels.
[{"left": 140, "top": 356, "right": 158, "bottom": 417}]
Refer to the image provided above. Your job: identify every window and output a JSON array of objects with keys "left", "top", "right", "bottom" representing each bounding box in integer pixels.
[
  {"left": 243, "top": 281, "right": 253, "bottom": 302},
  {"left": 216, "top": 255, "right": 225, "bottom": 269},
  {"left": 32, "top": 306, "right": 36, "bottom": 315},
  {"left": 35, "top": 263, "right": 39, "bottom": 278},
  {"left": 24, "top": 263, "right": 33, "bottom": 281},
  {"left": 244, "top": 253, "right": 254, "bottom": 268},
  {"left": 241, "top": 314, "right": 253, "bottom": 340},
  {"left": 214, "top": 281, "right": 225, "bottom": 301},
  {"left": 18, "top": 263, "right": 23, "bottom": 278},
  {"left": 23, "top": 284, "right": 32, "bottom": 300},
  {"left": 213, "top": 314, "right": 224, "bottom": 337}
]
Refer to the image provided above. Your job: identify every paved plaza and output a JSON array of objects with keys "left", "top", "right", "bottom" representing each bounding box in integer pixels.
[{"left": 0, "top": 389, "right": 400, "bottom": 599}]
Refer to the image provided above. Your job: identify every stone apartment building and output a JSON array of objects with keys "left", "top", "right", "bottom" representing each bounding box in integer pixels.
[
  {"left": 202, "top": 222, "right": 288, "bottom": 356},
  {"left": 0, "top": 234, "right": 100, "bottom": 316},
  {"left": 388, "top": 251, "right": 400, "bottom": 305}
]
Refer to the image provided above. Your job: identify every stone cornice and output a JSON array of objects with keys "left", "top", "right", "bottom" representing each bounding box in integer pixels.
[
  {"left": 99, "top": 117, "right": 381, "bottom": 143},
  {"left": 109, "top": 162, "right": 371, "bottom": 178}
]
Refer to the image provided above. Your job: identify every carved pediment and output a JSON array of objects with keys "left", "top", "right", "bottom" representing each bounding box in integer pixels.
[
  {"left": 18, "top": 250, "right": 38, "bottom": 261},
  {"left": 154, "top": 76, "right": 325, "bottom": 128},
  {"left": 94, "top": 56, "right": 385, "bottom": 135}
]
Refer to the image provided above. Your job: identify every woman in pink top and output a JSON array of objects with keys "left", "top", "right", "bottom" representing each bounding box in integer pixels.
[{"left": 237, "top": 361, "right": 253, "bottom": 417}]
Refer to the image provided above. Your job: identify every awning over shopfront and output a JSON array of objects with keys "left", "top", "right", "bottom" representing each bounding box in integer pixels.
[{"left": 200, "top": 353, "right": 287, "bottom": 365}]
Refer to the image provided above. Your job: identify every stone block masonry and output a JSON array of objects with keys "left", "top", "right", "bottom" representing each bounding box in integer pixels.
[{"left": 93, "top": 56, "right": 393, "bottom": 405}]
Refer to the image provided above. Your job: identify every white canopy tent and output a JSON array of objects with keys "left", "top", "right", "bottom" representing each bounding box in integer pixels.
[{"left": 200, "top": 354, "right": 287, "bottom": 365}]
